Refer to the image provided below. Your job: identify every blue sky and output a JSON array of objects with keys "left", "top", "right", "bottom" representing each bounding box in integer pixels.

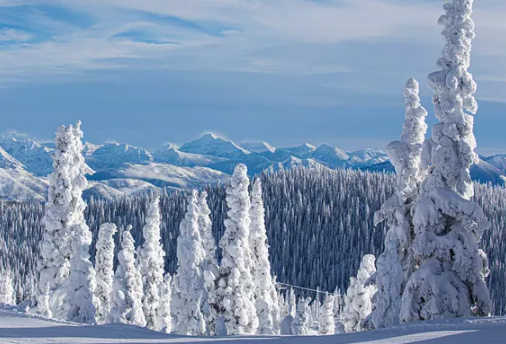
[{"left": 0, "top": 0, "right": 505, "bottom": 154}]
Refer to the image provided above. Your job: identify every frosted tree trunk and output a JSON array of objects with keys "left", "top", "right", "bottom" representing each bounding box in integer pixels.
[
  {"left": 110, "top": 226, "right": 146, "bottom": 327},
  {"left": 158, "top": 273, "right": 173, "bottom": 334},
  {"left": 249, "top": 178, "right": 280, "bottom": 334},
  {"left": 172, "top": 190, "right": 207, "bottom": 336},
  {"left": 341, "top": 255, "right": 376, "bottom": 333},
  {"left": 198, "top": 190, "right": 220, "bottom": 335},
  {"left": 66, "top": 122, "right": 97, "bottom": 324},
  {"left": 319, "top": 293, "right": 335, "bottom": 335},
  {"left": 372, "top": 79, "right": 428, "bottom": 329},
  {"left": 216, "top": 164, "right": 258, "bottom": 335},
  {"left": 137, "top": 197, "right": 165, "bottom": 330},
  {"left": 401, "top": 0, "right": 491, "bottom": 322},
  {"left": 94, "top": 223, "right": 117, "bottom": 323}
]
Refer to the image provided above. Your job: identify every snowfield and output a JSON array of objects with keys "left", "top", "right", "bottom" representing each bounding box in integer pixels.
[{"left": 0, "top": 309, "right": 504, "bottom": 344}]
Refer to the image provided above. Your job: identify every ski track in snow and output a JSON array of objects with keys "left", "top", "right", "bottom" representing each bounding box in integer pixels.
[{"left": 0, "top": 309, "right": 504, "bottom": 344}]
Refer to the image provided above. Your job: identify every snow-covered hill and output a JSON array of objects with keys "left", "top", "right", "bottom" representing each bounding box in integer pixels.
[
  {"left": 0, "top": 308, "right": 504, "bottom": 344},
  {"left": 0, "top": 131, "right": 504, "bottom": 201}
]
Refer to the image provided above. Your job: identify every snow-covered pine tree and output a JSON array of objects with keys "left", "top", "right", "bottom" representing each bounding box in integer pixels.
[
  {"left": 172, "top": 190, "right": 206, "bottom": 336},
  {"left": 372, "top": 79, "right": 428, "bottom": 328},
  {"left": 137, "top": 197, "right": 165, "bottom": 330},
  {"left": 198, "top": 190, "right": 219, "bottom": 335},
  {"left": 94, "top": 223, "right": 117, "bottom": 323},
  {"left": 36, "top": 123, "right": 78, "bottom": 319},
  {"left": 341, "top": 255, "right": 377, "bottom": 333},
  {"left": 401, "top": 0, "right": 491, "bottom": 322},
  {"left": 66, "top": 121, "right": 97, "bottom": 324},
  {"left": 158, "top": 273, "right": 172, "bottom": 333},
  {"left": 216, "top": 164, "right": 258, "bottom": 335},
  {"left": 319, "top": 292, "right": 335, "bottom": 335},
  {"left": 110, "top": 226, "right": 146, "bottom": 326},
  {"left": 0, "top": 268, "right": 15, "bottom": 305},
  {"left": 249, "top": 178, "right": 280, "bottom": 334},
  {"left": 291, "top": 297, "right": 310, "bottom": 336}
]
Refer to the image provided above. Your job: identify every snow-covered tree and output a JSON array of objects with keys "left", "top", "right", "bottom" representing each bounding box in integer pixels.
[
  {"left": 36, "top": 123, "right": 81, "bottom": 319},
  {"left": 372, "top": 79, "right": 428, "bottom": 329},
  {"left": 341, "top": 255, "right": 376, "bottom": 333},
  {"left": 110, "top": 226, "right": 146, "bottom": 326},
  {"left": 94, "top": 223, "right": 117, "bottom": 323},
  {"left": 249, "top": 178, "right": 280, "bottom": 334},
  {"left": 158, "top": 273, "right": 172, "bottom": 333},
  {"left": 66, "top": 122, "right": 97, "bottom": 324},
  {"left": 172, "top": 190, "right": 206, "bottom": 336},
  {"left": 0, "top": 268, "right": 15, "bottom": 305},
  {"left": 137, "top": 197, "right": 165, "bottom": 330},
  {"left": 319, "top": 293, "right": 335, "bottom": 335},
  {"left": 216, "top": 164, "right": 258, "bottom": 335},
  {"left": 291, "top": 298, "right": 310, "bottom": 336},
  {"left": 401, "top": 0, "right": 491, "bottom": 322},
  {"left": 198, "top": 190, "right": 219, "bottom": 335}
]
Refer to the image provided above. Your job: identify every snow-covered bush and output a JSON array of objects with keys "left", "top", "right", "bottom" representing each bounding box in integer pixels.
[
  {"left": 110, "top": 226, "right": 146, "bottom": 326},
  {"left": 341, "top": 255, "right": 376, "bottom": 332},
  {"left": 94, "top": 223, "right": 117, "bottom": 323},
  {"left": 172, "top": 190, "right": 206, "bottom": 336},
  {"left": 319, "top": 293, "right": 335, "bottom": 335},
  {"left": 401, "top": 0, "right": 491, "bottom": 322},
  {"left": 291, "top": 298, "right": 310, "bottom": 335},
  {"left": 249, "top": 178, "right": 280, "bottom": 334},
  {"left": 372, "top": 79, "right": 428, "bottom": 329},
  {"left": 0, "top": 269, "right": 15, "bottom": 305},
  {"left": 216, "top": 164, "right": 258, "bottom": 335},
  {"left": 137, "top": 197, "right": 165, "bottom": 330}
]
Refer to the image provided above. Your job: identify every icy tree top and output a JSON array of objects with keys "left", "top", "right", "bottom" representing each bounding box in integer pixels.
[
  {"left": 401, "top": 78, "right": 428, "bottom": 147},
  {"left": 426, "top": 0, "right": 478, "bottom": 199}
]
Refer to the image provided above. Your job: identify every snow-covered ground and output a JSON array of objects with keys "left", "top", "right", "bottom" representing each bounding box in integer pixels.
[{"left": 0, "top": 309, "right": 504, "bottom": 344}]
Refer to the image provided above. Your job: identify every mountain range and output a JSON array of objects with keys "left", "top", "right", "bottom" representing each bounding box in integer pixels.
[{"left": 0, "top": 132, "right": 504, "bottom": 201}]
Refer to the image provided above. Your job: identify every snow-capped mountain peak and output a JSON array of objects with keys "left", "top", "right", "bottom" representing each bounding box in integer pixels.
[
  {"left": 312, "top": 144, "right": 349, "bottom": 165},
  {"left": 179, "top": 133, "right": 249, "bottom": 159},
  {"left": 87, "top": 142, "right": 153, "bottom": 170},
  {"left": 239, "top": 141, "right": 276, "bottom": 153}
]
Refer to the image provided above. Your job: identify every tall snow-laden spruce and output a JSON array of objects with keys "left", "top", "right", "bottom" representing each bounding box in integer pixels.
[
  {"left": 401, "top": 0, "right": 491, "bottom": 322},
  {"left": 249, "top": 178, "right": 280, "bottom": 334},
  {"left": 110, "top": 226, "right": 146, "bottom": 327},
  {"left": 0, "top": 268, "right": 15, "bottom": 305},
  {"left": 341, "top": 255, "right": 376, "bottom": 333},
  {"left": 216, "top": 164, "right": 258, "bottom": 335},
  {"left": 198, "top": 190, "right": 219, "bottom": 335},
  {"left": 36, "top": 124, "right": 78, "bottom": 319},
  {"left": 66, "top": 122, "right": 97, "bottom": 324},
  {"left": 94, "top": 223, "right": 117, "bottom": 323},
  {"left": 137, "top": 197, "right": 165, "bottom": 331},
  {"left": 172, "top": 190, "right": 207, "bottom": 336},
  {"left": 291, "top": 298, "right": 310, "bottom": 336},
  {"left": 372, "top": 79, "right": 428, "bottom": 328}
]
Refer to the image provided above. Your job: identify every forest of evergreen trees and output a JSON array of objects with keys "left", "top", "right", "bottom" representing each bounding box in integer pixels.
[{"left": 1, "top": 166, "right": 505, "bottom": 315}]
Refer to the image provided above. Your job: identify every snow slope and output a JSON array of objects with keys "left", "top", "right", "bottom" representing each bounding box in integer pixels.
[{"left": 0, "top": 308, "right": 504, "bottom": 344}]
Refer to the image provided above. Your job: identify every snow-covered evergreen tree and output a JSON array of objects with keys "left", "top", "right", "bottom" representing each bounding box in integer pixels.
[
  {"left": 36, "top": 123, "right": 79, "bottom": 319},
  {"left": 94, "top": 223, "right": 117, "bottom": 323},
  {"left": 401, "top": 0, "right": 491, "bottom": 322},
  {"left": 158, "top": 273, "right": 172, "bottom": 333},
  {"left": 216, "top": 164, "right": 258, "bottom": 335},
  {"left": 110, "top": 226, "right": 146, "bottom": 326},
  {"left": 137, "top": 197, "right": 165, "bottom": 330},
  {"left": 198, "top": 190, "right": 219, "bottom": 335},
  {"left": 372, "top": 79, "right": 428, "bottom": 329},
  {"left": 0, "top": 268, "right": 15, "bottom": 305},
  {"left": 291, "top": 298, "right": 310, "bottom": 336},
  {"left": 341, "top": 255, "right": 376, "bottom": 333},
  {"left": 65, "top": 122, "right": 97, "bottom": 324},
  {"left": 319, "top": 293, "right": 335, "bottom": 335},
  {"left": 172, "top": 190, "right": 206, "bottom": 336},
  {"left": 249, "top": 178, "right": 280, "bottom": 334}
]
